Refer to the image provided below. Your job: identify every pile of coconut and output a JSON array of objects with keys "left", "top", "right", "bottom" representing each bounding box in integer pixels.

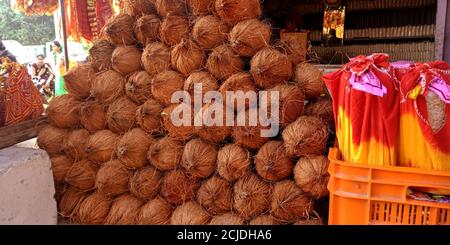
[{"left": 37, "top": 0, "right": 334, "bottom": 225}]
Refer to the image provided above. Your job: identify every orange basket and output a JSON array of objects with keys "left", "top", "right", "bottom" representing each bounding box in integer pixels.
[{"left": 327, "top": 147, "right": 450, "bottom": 225}]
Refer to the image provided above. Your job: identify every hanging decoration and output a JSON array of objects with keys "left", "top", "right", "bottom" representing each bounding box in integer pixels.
[{"left": 11, "top": 0, "right": 59, "bottom": 16}]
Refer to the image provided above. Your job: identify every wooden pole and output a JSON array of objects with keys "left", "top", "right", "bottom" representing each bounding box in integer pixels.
[{"left": 58, "top": 0, "right": 70, "bottom": 71}]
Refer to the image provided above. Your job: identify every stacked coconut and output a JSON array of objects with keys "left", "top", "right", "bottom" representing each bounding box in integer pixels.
[{"left": 37, "top": 0, "right": 334, "bottom": 225}]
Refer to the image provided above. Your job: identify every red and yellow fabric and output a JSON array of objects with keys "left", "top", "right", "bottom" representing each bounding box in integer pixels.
[
  {"left": 324, "top": 54, "right": 400, "bottom": 166},
  {"left": 13, "top": 0, "right": 59, "bottom": 16}
]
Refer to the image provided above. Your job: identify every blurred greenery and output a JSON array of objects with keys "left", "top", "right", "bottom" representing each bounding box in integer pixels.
[{"left": 0, "top": 0, "right": 55, "bottom": 45}]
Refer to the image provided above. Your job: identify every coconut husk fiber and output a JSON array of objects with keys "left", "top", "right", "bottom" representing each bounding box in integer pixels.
[
  {"left": 58, "top": 186, "right": 87, "bottom": 218},
  {"left": 293, "top": 63, "right": 325, "bottom": 99},
  {"left": 276, "top": 38, "right": 307, "bottom": 65},
  {"left": 142, "top": 42, "right": 171, "bottom": 76},
  {"left": 184, "top": 71, "right": 219, "bottom": 102},
  {"left": 147, "top": 136, "right": 183, "bottom": 171},
  {"left": 65, "top": 159, "right": 99, "bottom": 192},
  {"left": 181, "top": 138, "right": 218, "bottom": 179},
  {"left": 187, "top": 0, "right": 213, "bottom": 16},
  {"left": 294, "top": 214, "right": 323, "bottom": 225},
  {"left": 426, "top": 90, "right": 447, "bottom": 133},
  {"left": 261, "top": 85, "right": 305, "bottom": 126},
  {"left": 91, "top": 70, "right": 125, "bottom": 104},
  {"left": 136, "top": 99, "right": 163, "bottom": 134},
  {"left": 233, "top": 174, "right": 272, "bottom": 220},
  {"left": 214, "top": 0, "right": 262, "bottom": 26},
  {"left": 194, "top": 102, "right": 232, "bottom": 144},
  {"left": 255, "top": 141, "right": 294, "bottom": 182},
  {"left": 151, "top": 70, "right": 185, "bottom": 106},
  {"left": 111, "top": 46, "right": 142, "bottom": 76},
  {"left": 170, "top": 201, "right": 210, "bottom": 225},
  {"left": 155, "top": 0, "right": 187, "bottom": 17},
  {"left": 192, "top": 15, "right": 229, "bottom": 49},
  {"left": 80, "top": 100, "right": 107, "bottom": 133},
  {"left": 217, "top": 144, "right": 251, "bottom": 182},
  {"left": 160, "top": 15, "right": 190, "bottom": 46},
  {"left": 95, "top": 159, "right": 131, "bottom": 197},
  {"left": 63, "top": 63, "right": 96, "bottom": 99},
  {"left": 304, "top": 97, "right": 334, "bottom": 127},
  {"left": 135, "top": 15, "right": 161, "bottom": 46},
  {"left": 103, "top": 13, "right": 136, "bottom": 45},
  {"left": 250, "top": 47, "right": 293, "bottom": 89},
  {"left": 232, "top": 108, "right": 270, "bottom": 150},
  {"left": 219, "top": 72, "right": 258, "bottom": 111},
  {"left": 270, "top": 180, "right": 313, "bottom": 223},
  {"left": 46, "top": 94, "right": 80, "bottom": 129},
  {"left": 137, "top": 197, "right": 173, "bottom": 225},
  {"left": 229, "top": 19, "right": 271, "bottom": 57},
  {"left": 130, "top": 166, "right": 162, "bottom": 200},
  {"left": 171, "top": 39, "right": 206, "bottom": 76},
  {"left": 116, "top": 128, "right": 153, "bottom": 169},
  {"left": 50, "top": 155, "right": 73, "bottom": 184},
  {"left": 125, "top": 71, "right": 153, "bottom": 105},
  {"left": 37, "top": 125, "right": 67, "bottom": 155},
  {"left": 209, "top": 213, "right": 245, "bottom": 225},
  {"left": 77, "top": 192, "right": 113, "bottom": 225},
  {"left": 104, "top": 194, "right": 144, "bottom": 225},
  {"left": 63, "top": 129, "right": 89, "bottom": 161},
  {"left": 86, "top": 130, "right": 119, "bottom": 164},
  {"left": 88, "top": 39, "right": 115, "bottom": 72},
  {"left": 294, "top": 155, "right": 330, "bottom": 199},
  {"left": 249, "top": 215, "right": 279, "bottom": 225},
  {"left": 161, "top": 103, "right": 195, "bottom": 141},
  {"left": 124, "top": 0, "right": 157, "bottom": 17},
  {"left": 206, "top": 44, "right": 244, "bottom": 81},
  {"left": 161, "top": 169, "right": 199, "bottom": 205},
  {"left": 282, "top": 116, "right": 328, "bottom": 157},
  {"left": 106, "top": 96, "right": 138, "bottom": 134},
  {"left": 197, "top": 176, "right": 232, "bottom": 215}
]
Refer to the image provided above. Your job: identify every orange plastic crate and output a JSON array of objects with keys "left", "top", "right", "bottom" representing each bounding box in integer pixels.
[{"left": 327, "top": 147, "right": 450, "bottom": 225}]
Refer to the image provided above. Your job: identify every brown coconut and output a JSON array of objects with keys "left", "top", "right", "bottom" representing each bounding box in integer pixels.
[
  {"left": 277, "top": 38, "right": 307, "bottom": 65},
  {"left": 255, "top": 141, "right": 294, "bottom": 182},
  {"left": 206, "top": 44, "right": 244, "bottom": 81},
  {"left": 294, "top": 215, "right": 323, "bottom": 225},
  {"left": 130, "top": 166, "right": 162, "bottom": 200},
  {"left": 170, "top": 201, "right": 210, "bottom": 225},
  {"left": 293, "top": 63, "right": 325, "bottom": 99},
  {"left": 125, "top": 71, "right": 153, "bottom": 104},
  {"left": 124, "top": 0, "right": 157, "bottom": 17},
  {"left": 160, "top": 15, "right": 190, "bottom": 46},
  {"left": 184, "top": 71, "right": 219, "bottom": 101},
  {"left": 106, "top": 96, "right": 138, "bottom": 134},
  {"left": 187, "top": 0, "right": 213, "bottom": 16},
  {"left": 270, "top": 180, "right": 313, "bottom": 223},
  {"left": 261, "top": 85, "right": 305, "bottom": 126},
  {"left": 111, "top": 46, "right": 142, "bottom": 76},
  {"left": 46, "top": 94, "right": 80, "bottom": 129},
  {"left": 214, "top": 0, "right": 262, "bottom": 26},
  {"left": 147, "top": 137, "right": 183, "bottom": 171},
  {"left": 232, "top": 108, "right": 270, "bottom": 150},
  {"left": 160, "top": 170, "right": 199, "bottom": 205},
  {"left": 104, "top": 194, "right": 143, "bottom": 225},
  {"left": 192, "top": 15, "right": 229, "bottom": 49},
  {"left": 95, "top": 159, "right": 131, "bottom": 197},
  {"left": 181, "top": 138, "right": 218, "bottom": 179},
  {"left": 65, "top": 159, "right": 99, "bottom": 191},
  {"left": 37, "top": 125, "right": 67, "bottom": 155},
  {"left": 103, "top": 13, "right": 136, "bottom": 45},
  {"left": 233, "top": 174, "right": 272, "bottom": 220},
  {"left": 142, "top": 42, "right": 171, "bottom": 76},
  {"left": 217, "top": 144, "right": 251, "bottom": 182},
  {"left": 194, "top": 103, "right": 232, "bottom": 144},
  {"left": 80, "top": 100, "right": 107, "bottom": 132},
  {"left": 91, "top": 70, "right": 125, "bottom": 104},
  {"left": 86, "top": 130, "right": 119, "bottom": 164},
  {"left": 116, "top": 128, "right": 153, "bottom": 169},
  {"left": 161, "top": 103, "right": 195, "bottom": 141},
  {"left": 171, "top": 39, "right": 206, "bottom": 76},
  {"left": 151, "top": 70, "right": 185, "bottom": 106},
  {"left": 137, "top": 197, "right": 173, "bottom": 225},
  {"left": 209, "top": 213, "right": 245, "bottom": 225},
  {"left": 89, "top": 39, "right": 115, "bottom": 72},
  {"left": 219, "top": 72, "right": 259, "bottom": 111},
  {"left": 58, "top": 187, "right": 86, "bottom": 218},
  {"left": 282, "top": 116, "right": 328, "bottom": 157},
  {"left": 135, "top": 15, "right": 161, "bottom": 46},
  {"left": 305, "top": 97, "right": 334, "bottom": 127},
  {"left": 77, "top": 192, "right": 112, "bottom": 225},
  {"left": 197, "top": 176, "right": 232, "bottom": 215},
  {"left": 136, "top": 99, "right": 163, "bottom": 134},
  {"left": 63, "top": 129, "right": 90, "bottom": 161},
  {"left": 249, "top": 215, "right": 279, "bottom": 225},
  {"left": 50, "top": 155, "right": 73, "bottom": 184},
  {"left": 294, "top": 156, "right": 330, "bottom": 198},
  {"left": 229, "top": 19, "right": 271, "bottom": 57},
  {"left": 63, "top": 63, "right": 96, "bottom": 99},
  {"left": 155, "top": 0, "right": 187, "bottom": 16},
  {"left": 250, "top": 47, "right": 293, "bottom": 89}
]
